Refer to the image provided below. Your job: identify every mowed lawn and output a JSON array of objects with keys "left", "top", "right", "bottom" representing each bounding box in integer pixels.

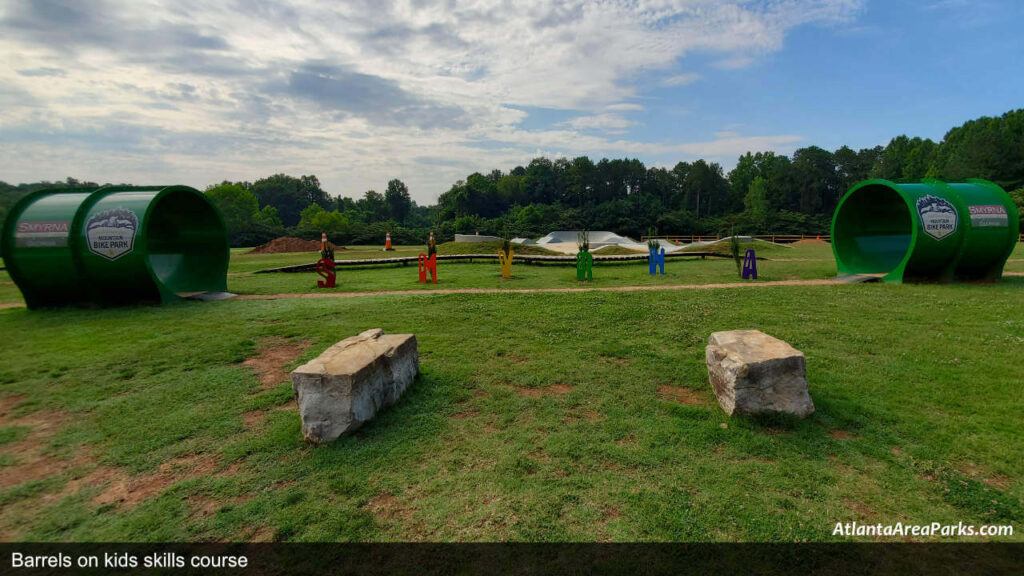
[
  {"left": 2, "top": 242, "right": 1019, "bottom": 304},
  {"left": 0, "top": 278, "right": 1021, "bottom": 541},
  {"left": 226, "top": 242, "right": 837, "bottom": 295}
]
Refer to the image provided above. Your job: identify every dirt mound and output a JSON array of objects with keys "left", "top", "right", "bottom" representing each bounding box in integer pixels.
[
  {"left": 248, "top": 237, "right": 338, "bottom": 254},
  {"left": 793, "top": 238, "right": 828, "bottom": 245}
]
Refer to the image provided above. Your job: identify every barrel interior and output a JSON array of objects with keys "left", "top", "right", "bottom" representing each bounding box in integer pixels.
[
  {"left": 145, "top": 190, "right": 227, "bottom": 295},
  {"left": 833, "top": 184, "right": 913, "bottom": 276}
]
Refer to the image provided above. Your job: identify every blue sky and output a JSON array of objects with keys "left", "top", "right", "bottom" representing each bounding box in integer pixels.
[{"left": 1, "top": 0, "right": 1021, "bottom": 204}]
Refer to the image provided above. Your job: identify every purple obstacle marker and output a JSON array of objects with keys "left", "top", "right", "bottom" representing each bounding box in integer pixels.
[{"left": 742, "top": 248, "right": 757, "bottom": 280}]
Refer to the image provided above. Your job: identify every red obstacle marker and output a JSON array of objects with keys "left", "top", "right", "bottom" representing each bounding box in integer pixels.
[
  {"left": 317, "top": 234, "right": 336, "bottom": 288},
  {"left": 384, "top": 232, "right": 393, "bottom": 251},
  {"left": 418, "top": 253, "right": 437, "bottom": 283},
  {"left": 317, "top": 258, "right": 336, "bottom": 288}
]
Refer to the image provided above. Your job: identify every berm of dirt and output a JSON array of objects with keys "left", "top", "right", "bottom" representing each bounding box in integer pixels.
[{"left": 248, "top": 237, "right": 345, "bottom": 254}]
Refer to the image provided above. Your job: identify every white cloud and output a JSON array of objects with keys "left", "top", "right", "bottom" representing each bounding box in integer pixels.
[
  {"left": 605, "top": 103, "right": 645, "bottom": 112},
  {"left": 560, "top": 113, "right": 638, "bottom": 134},
  {"left": 662, "top": 73, "right": 701, "bottom": 86},
  {"left": 0, "top": 0, "right": 863, "bottom": 202}
]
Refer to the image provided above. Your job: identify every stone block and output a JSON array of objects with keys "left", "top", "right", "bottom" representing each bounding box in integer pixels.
[
  {"left": 291, "top": 329, "right": 418, "bottom": 443},
  {"left": 705, "top": 330, "right": 814, "bottom": 418}
]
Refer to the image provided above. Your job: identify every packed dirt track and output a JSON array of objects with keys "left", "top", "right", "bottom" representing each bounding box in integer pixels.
[{"left": 235, "top": 279, "right": 842, "bottom": 301}]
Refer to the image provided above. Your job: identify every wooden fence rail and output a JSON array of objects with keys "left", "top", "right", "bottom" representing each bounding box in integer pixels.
[
  {"left": 641, "top": 234, "right": 831, "bottom": 244},
  {"left": 254, "top": 251, "right": 747, "bottom": 274}
]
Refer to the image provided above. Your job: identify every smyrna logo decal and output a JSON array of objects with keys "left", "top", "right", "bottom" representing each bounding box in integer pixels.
[
  {"left": 86, "top": 208, "right": 138, "bottom": 260},
  {"left": 916, "top": 195, "right": 958, "bottom": 241}
]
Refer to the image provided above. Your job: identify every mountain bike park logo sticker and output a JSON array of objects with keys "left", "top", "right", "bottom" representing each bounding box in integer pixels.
[
  {"left": 86, "top": 208, "right": 138, "bottom": 260},
  {"left": 916, "top": 195, "right": 958, "bottom": 241}
]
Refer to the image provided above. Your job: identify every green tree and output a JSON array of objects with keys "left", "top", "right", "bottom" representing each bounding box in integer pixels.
[
  {"left": 252, "top": 174, "right": 312, "bottom": 227},
  {"left": 253, "top": 205, "right": 282, "bottom": 228},
  {"left": 870, "top": 136, "right": 937, "bottom": 180},
  {"left": 205, "top": 182, "right": 258, "bottom": 233},
  {"left": 298, "top": 203, "right": 352, "bottom": 236},
  {"left": 566, "top": 156, "right": 597, "bottom": 208},
  {"left": 523, "top": 158, "right": 557, "bottom": 205},
  {"left": 743, "top": 176, "right": 770, "bottom": 232},
  {"left": 356, "top": 190, "right": 388, "bottom": 222},
  {"left": 791, "top": 146, "right": 838, "bottom": 214},
  {"left": 1009, "top": 187, "right": 1024, "bottom": 229},
  {"left": 929, "top": 109, "right": 1024, "bottom": 188},
  {"left": 497, "top": 173, "right": 525, "bottom": 208},
  {"left": 682, "top": 160, "right": 728, "bottom": 219},
  {"left": 384, "top": 179, "right": 412, "bottom": 223}
]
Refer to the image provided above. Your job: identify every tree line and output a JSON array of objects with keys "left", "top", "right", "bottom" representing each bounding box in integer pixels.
[{"left": 1, "top": 109, "right": 1022, "bottom": 247}]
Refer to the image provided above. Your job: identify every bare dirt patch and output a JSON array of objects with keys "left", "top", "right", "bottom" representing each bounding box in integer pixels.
[
  {"left": 615, "top": 435, "right": 636, "bottom": 446},
  {"left": 244, "top": 338, "right": 311, "bottom": 389},
  {"left": 599, "top": 355, "right": 629, "bottom": 366},
  {"left": 188, "top": 494, "right": 251, "bottom": 519},
  {"left": 93, "top": 453, "right": 221, "bottom": 508},
  {"left": 452, "top": 410, "right": 480, "bottom": 420},
  {"left": 243, "top": 411, "right": 266, "bottom": 427},
  {"left": 366, "top": 493, "right": 413, "bottom": 522},
  {"left": 0, "top": 450, "right": 89, "bottom": 490},
  {"left": 565, "top": 408, "right": 605, "bottom": 425},
  {"left": 0, "top": 394, "right": 28, "bottom": 419},
  {"left": 188, "top": 495, "right": 223, "bottom": 518},
  {"left": 0, "top": 396, "right": 238, "bottom": 516},
  {"left": 657, "top": 386, "right": 707, "bottom": 406},
  {"left": 842, "top": 498, "right": 876, "bottom": 519},
  {"left": 959, "top": 461, "right": 1013, "bottom": 490},
  {"left": 0, "top": 405, "right": 77, "bottom": 490},
  {"left": 981, "top": 476, "right": 1013, "bottom": 490},
  {"left": 527, "top": 449, "right": 550, "bottom": 464}
]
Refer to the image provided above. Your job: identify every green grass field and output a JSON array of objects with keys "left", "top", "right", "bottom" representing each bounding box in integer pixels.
[
  {"left": 0, "top": 242, "right": 1022, "bottom": 542},
  {"left": 224, "top": 242, "right": 837, "bottom": 296}
]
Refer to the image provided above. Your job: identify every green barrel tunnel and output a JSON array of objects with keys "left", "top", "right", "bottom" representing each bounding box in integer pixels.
[
  {"left": 831, "top": 178, "right": 1019, "bottom": 283},
  {"left": 2, "top": 185, "right": 230, "bottom": 308}
]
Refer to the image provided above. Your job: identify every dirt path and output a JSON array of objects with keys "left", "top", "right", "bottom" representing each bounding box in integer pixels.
[{"left": 235, "top": 279, "right": 841, "bottom": 301}]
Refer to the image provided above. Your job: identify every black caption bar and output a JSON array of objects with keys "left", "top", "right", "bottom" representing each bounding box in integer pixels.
[{"left": 1, "top": 544, "right": 1021, "bottom": 575}]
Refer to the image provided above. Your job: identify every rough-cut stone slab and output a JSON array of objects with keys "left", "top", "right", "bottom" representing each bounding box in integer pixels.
[
  {"left": 705, "top": 330, "right": 814, "bottom": 418},
  {"left": 291, "top": 329, "right": 418, "bottom": 443}
]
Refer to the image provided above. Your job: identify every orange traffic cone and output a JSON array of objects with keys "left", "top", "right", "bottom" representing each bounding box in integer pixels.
[
  {"left": 321, "top": 232, "right": 327, "bottom": 252},
  {"left": 384, "top": 232, "right": 393, "bottom": 251}
]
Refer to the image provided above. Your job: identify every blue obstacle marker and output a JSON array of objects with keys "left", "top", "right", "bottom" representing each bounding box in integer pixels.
[
  {"left": 742, "top": 248, "right": 757, "bottom": 280},
  {"left": 649, "top": 247, "right": 665, "bottom": 275}
]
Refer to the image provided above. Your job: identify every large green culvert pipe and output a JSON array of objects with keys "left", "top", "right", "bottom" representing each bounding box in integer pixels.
[
  {"left": 831, "top": 179, "right": 1019, "bottom": 283},
  {"left": 2, "top": 185, "right": 230, "bottom": 308}
]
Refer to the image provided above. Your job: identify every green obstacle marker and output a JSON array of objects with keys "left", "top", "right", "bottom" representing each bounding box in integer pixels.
[
  {"left": 575, "top": 230, "right": 593, "bottom": 281},
  {"left": 576, "top": 250, "right": 593, "bottom": 281},
  {"left": 2, "top": 185, "right": 230, "bottom": 308},
  {"left": 831, "top": 179, "right": 1019, "bottom": 283}
]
